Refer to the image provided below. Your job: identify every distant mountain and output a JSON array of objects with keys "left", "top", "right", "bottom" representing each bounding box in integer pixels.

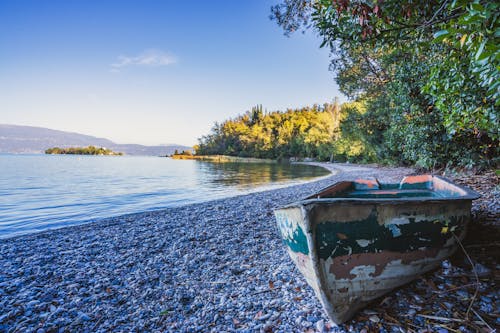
[{"left": 0, "top": 124, "right": 191, "bottom": 156}]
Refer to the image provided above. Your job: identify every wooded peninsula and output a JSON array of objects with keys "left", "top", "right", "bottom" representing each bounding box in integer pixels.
[{"left": 45, "top": 146, "right": 123, "bottom": 156}]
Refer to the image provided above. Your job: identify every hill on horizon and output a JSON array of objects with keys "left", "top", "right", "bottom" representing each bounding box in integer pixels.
[{"left": 0, "top": 124, "right": 191, "bottom": 156}]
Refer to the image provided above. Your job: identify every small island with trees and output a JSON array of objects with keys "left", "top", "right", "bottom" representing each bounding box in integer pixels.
[{"left": 45, "top": 146, "right": 123, "bottom": 156}]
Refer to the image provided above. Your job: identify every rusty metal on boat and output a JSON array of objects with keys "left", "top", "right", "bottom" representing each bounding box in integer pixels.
[{"left": 274, "top": 175, "right": 480, "bottom": 324}]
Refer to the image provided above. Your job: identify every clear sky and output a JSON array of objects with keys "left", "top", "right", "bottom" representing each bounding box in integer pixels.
[{"left": 0, "top": 0, "right": 343, "bottom": 146}]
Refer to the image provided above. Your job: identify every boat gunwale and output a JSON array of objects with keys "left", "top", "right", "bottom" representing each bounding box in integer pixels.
[{"left": 278, "top": 175, "right": 480, "bottom": 210}]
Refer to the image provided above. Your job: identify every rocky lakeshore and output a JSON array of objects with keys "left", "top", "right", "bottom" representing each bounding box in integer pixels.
[{"left": 0, "top": 164, "right": 498, "bottom": 333}]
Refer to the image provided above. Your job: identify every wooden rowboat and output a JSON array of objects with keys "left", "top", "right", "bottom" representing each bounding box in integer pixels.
[{"left": 274, "top": 175, "right": 479, "bottom": 324}]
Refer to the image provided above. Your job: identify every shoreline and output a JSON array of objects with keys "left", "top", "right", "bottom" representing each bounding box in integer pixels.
[
  {"left": 1, "top": 164, "right": 497, "bottom": 332},
  {"left": 170, "top": 154, "right": 277, "bottom": 164},
  {"left": 0, "top": 160, "right": 331, "bottom": 240},
  {"left": 0, "top": 162, "right": 381, "bottom": 243},
  {"left": 4, "top": 162, "right": 332, "bottom": 240}
]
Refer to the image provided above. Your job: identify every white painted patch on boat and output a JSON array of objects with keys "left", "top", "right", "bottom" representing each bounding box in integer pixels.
[
  {"left": 388, "top": 217, "right": 410, "bottom": 225},
  {"left": 275, "top": 210, "right": 301, "bottom": 241},
  {"left": 349, "top": 265, "right": 375, "bottom": 279},
  {"left": 356, "top": 239, "right": 373, "bottom": 247},
  {"left": 329, "top": 245, "right": 339, "bottom": 258},
  {"left": 386, "top": 224, "right": 402, "bottom": 237}
]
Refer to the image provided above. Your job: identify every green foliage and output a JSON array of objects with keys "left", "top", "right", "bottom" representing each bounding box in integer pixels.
[
  {"left": 195, "top": 104, "right": 341, "bottom": 160},
  {"left": 172, "top": 149, "right": 193, "bottom": 157},
  {"left": 45, "top": 146, "right": 122, "bottom": 155},
  {"left": 332, "top": 100, "right": 377, "bottom": 163},
  {"left": 271, "top": 0, "right": 499, "bottom": 169},
  {"left": 424, "top": 0, "right": 499, "bottom": 150}
]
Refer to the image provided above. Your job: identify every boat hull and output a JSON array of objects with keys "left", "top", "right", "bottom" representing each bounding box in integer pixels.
[{"left": 274, "top": 175, "right": 478, "bottom": 324}]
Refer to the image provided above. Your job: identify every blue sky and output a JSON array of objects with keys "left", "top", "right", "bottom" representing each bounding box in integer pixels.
[{"left": 0, "top": 0, "right": 343, "bottom": 146}]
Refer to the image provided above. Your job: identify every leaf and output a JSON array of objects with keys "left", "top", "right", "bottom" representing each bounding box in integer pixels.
[
  {"left": 476, "top": 55, "right": 490, "bottom": 65},
  {"left": 460, "top": 34, "right": 467, "bottom": 47},
  {"left": 159, "top": 309, "right": 169, "bottom": 316},
  {"left": 470, "top": 3, "right": 484, "bottom": 12},
  {"left": 475, "top": 40, "right": 487, "bottom": 61},
  {"left": 461, "top": 13, "right": 482, "bottom": 24},
  {"left": 254, "top": 311, "right": 263, "bottom": 319},
  {"left": 433, "top": 30, "right": 450, "bottom": 42}
]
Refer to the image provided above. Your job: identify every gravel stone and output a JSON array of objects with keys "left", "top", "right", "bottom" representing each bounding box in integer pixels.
[{"left": 0, "top": 163, "right": 497, "bottom": 332}]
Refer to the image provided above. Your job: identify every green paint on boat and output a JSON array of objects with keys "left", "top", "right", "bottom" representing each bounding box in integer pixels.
[
  {"left": 275, "top": 211, "right": 309, "bottom": 255},
  {"left": 315, "top": 208, "right": 467, "bottom": 261},
  {"left": 283, "top": 224, "right": 309, "bottom": 255},
  {"left": 399, "top": 180, "right": 433, "bottom": 190},
  {"left": 343, "top": 189, "right": 440, "bottom": 198}
]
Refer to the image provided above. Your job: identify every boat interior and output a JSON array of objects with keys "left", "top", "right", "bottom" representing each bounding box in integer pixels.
[{"left": 309, "top": 175, "right": 470, "bottom": 199}]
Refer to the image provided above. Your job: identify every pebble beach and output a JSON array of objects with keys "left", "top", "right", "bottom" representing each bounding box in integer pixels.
[{"left": 0, "top": 163, "right": 498, "bottom": 333}]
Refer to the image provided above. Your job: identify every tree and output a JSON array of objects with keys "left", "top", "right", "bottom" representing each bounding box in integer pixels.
[
  {"left": 195, "top": 103, "right": 338, "bottom": 160},
  {"left": 271, "top": 0, "right": 499, "bottom": 169}
]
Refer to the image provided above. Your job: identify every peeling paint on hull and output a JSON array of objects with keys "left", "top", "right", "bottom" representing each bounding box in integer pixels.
[{"left": 275, "top": 175, "right": 479, "bottom": 324}]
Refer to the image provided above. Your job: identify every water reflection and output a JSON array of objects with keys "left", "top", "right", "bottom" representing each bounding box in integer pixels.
[
  {"left": 0, "top": 155, "right": 330, "bottom": 238},
  {"left": 196, "top": 162, "right": 329, "bottom": 188}
]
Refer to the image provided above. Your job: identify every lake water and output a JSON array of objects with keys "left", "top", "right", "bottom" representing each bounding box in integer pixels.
[{"left": 0, "top": 154, "right": 329, "bottom": 238}]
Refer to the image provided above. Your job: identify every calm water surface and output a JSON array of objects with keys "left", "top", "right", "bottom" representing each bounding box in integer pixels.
[{"left": 0, "top": 154, "right": 329, "bottom": 238}]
